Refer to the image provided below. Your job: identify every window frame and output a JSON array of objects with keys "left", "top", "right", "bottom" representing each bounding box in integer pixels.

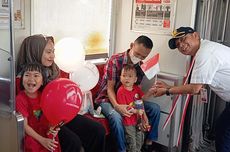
[{"left": 30, "top": 0, "right": 117, "bottom": 61}]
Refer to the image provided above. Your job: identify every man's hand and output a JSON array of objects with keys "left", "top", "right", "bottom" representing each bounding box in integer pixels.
[
  {"left": 152, "top": 87, "right": 167, "bottom": 97},
  {"left": 114, "top": 104, "right": 133, "bottom": 117},
  {"left": 154, "top": 80, "right": 171, "bottom": 89},
  {"left": 149, "top": 80, "right": 171, "bottom": 97},
  {"left": 146, "top": 80, "right": 170, "bottom": 97}
]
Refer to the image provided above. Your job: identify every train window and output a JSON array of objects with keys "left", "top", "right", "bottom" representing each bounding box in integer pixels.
[
  {"left": 196, "top": 0, "right": 230, "bottom": 45},
  {"left": 31, "top": 0, "right": 115, "bottom": 60}
]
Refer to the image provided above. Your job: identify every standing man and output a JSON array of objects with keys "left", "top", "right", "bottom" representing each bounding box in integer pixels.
[
  {"left": 95, "top": 35, "right": 161, "bottom": 152},
  {"left": 153, "top": 27, "right": 230, "bottom": 152}
]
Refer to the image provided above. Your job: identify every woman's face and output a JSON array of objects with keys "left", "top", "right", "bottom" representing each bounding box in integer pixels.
[{"left": 41, "top": 40, "right": 55, "bottom": 67}]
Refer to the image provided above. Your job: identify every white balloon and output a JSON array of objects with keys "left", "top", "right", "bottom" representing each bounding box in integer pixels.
[
  {"left": 55, "top": 38, "right": 85, "bottom": 73},
  {"left": 71, "top": 61, "right": 99, "bottom": 92}
]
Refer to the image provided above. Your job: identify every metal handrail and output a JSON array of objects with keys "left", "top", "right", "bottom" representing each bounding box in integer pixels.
[{"left": 9, "top": 0, "right": 16, "bottom": 113}]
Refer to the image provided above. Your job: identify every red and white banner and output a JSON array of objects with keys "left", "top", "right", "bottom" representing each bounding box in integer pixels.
[
  {"left": 162, "top": 57, "right": 196, "bottom": 146},
  {"left": 141, "top": 53, "right": 160, "bottom": 80}
]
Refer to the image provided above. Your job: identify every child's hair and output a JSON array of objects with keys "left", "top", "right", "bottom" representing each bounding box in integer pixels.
[
  {"left": 17, "top": 34, "right": 60, "bottom": 80},
  {"left": 20, "top": 63, "right": 47, "bottom": 91},
  {"left": 122, "top": 64, "right": 137, "bottom": 76},
  {"left": 135, "top": 35, "right": 153, "bottom": 49}
]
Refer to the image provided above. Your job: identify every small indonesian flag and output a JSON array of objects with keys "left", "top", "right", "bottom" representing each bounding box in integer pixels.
[{"left": 141, "top": 53, "right": 160, "bottom": 80}]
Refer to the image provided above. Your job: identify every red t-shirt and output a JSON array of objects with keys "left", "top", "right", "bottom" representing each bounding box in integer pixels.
[
  {"left": 116, "top": 85, "right": 144, "bottom": 126},
  {"left": 16, "top": 91, "right": 61, "bottom": 152}
]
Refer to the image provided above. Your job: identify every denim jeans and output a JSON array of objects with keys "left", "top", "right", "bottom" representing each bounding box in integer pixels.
[
  {"left": 143, "top": 101, "right": 160, "bottom": 141},
  {"left": 100, "top": 101, "right": 160, "bottom": 152}
]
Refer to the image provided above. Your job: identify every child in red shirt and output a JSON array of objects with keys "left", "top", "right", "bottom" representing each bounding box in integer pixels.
[
  {"left": 16, "top": 63, "right": 61, "bottom": 152},
  {"left": 117, "top": 64, "right": 152, "bottom": 152}
]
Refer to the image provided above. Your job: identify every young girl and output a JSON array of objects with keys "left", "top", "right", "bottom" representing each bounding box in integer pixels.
[{"left": 16, "top": 63, "right": 61, "bottom": 152}]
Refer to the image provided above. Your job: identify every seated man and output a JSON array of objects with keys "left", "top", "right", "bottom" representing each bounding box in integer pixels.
[{"left": 95, "top": 35, "right": 160, "bottom": 152}]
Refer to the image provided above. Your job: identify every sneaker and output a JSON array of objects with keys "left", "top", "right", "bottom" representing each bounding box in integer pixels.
[{"left": 141, "top": 144, "right": 152, "bottom": 152}]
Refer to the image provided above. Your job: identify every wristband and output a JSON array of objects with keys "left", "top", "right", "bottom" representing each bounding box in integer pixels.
[{"left": 166, "top": 88, "right": 171, "bottom": 96}]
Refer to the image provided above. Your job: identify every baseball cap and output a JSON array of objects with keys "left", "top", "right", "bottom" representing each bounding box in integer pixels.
[{"left": 168, "top": 27, "right": 195, "bottom": 49}]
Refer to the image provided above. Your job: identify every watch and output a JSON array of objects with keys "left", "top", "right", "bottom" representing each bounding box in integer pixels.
[{"left": 165, "top": 88, "right": 171, "bottom": 96}]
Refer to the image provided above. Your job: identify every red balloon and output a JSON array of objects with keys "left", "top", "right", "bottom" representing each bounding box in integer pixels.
[{"left": 41, "top": 78, "right": 82, "bottom": 126}]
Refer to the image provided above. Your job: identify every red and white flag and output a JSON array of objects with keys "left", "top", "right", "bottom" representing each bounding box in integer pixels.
[{"left": 141, "top": 53, "right": 160, "bottom": 80}]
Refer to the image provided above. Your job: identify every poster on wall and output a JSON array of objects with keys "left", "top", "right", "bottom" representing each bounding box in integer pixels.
[
  {"left": 0, "top": 0, "right": 24, "bottom": 29},
  {"left": 131, "top": 0, "right": 177, "bottom": 35}
]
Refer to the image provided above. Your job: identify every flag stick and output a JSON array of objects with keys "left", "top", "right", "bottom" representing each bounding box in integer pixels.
[{"left": 154, "top": 74, "right": 158, "bottom": 85}]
